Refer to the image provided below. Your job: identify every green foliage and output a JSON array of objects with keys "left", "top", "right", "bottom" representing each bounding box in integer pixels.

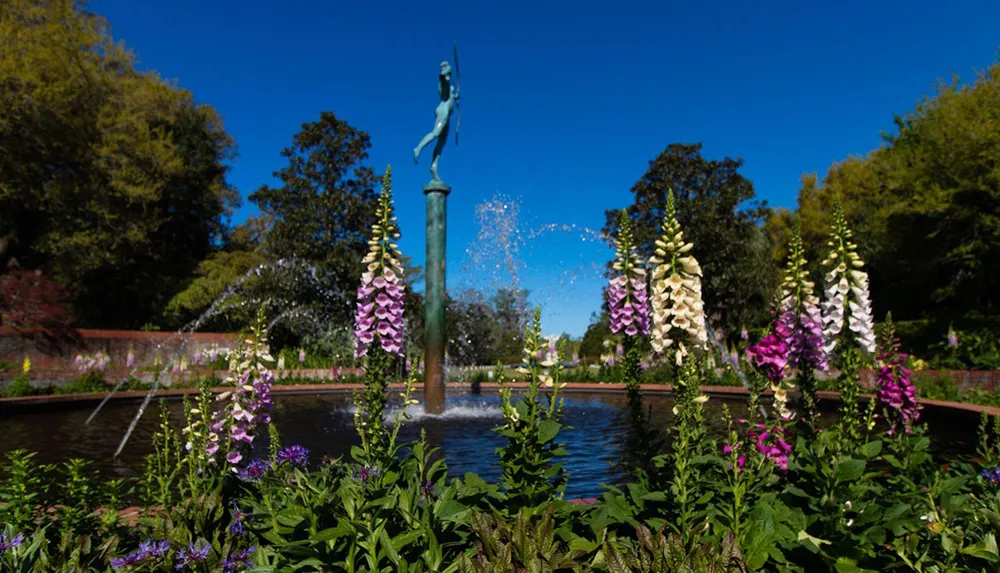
[
  {"left": 248, "top": 111, "right": 379, "bottom": 332},
  {"left": 457, "top": 509, "right": 586, "bottom": 572},
  {"left": 1, "top": 374, "right": 36, "bottom": 397},
  {"left": 768, "top": 63, "right": 1000, "bottom": 330},
  {"left": 494, "top": 308, "right": 570, "bottom": 518},
  {"left": 600, "top": 526, "right": 746, "bottom": 573},
  {"left": 0, "top": 0, "right": 238, "bottom": 328}
]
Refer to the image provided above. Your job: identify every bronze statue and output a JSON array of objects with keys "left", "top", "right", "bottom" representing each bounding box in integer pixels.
[{"left": 413, "top": 45, "right": 460, "bottom": 183}]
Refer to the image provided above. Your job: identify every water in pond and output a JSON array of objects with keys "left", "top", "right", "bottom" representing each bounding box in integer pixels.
[{"left": 0, "top": 390, "right": 982, "bottom": 499}]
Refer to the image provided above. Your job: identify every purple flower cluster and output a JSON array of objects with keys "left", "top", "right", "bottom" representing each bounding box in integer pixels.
[
  {"left": 207, "top": 360, "right": 274, "bottom": 470},
  {"left": 420, "top": 480, "right": 435, "bottom": 502},
  {"left": 175, "top": 542, "right": 211, "bottom": 570},
  {"left": 776, "top": 307, "right": 829, "bottom": 372},
  {"left": 276, "top": 445, "right": 310, "bottom": 468},
  {"left": 876, "top": 341, "right": 920, "bottom": 435},
  {"left": 222, "top": 547, "right": 256, "bottom": 572},
  {"left": 0, "top": 533, "right": 25, "bottom": 553},
  {"left": 229, "top": 502, "right": 248, "bottom": 536},
  {"left": 608, "top": 275, "right": 650, "bottom": 337},
  {"left": 356, "top": 465, "right": 381, "bottom": 483},
  {"left": 745, "top": 332, "right": 789, "bottom": 384},
  {"left": 354, "top": 268, "right": 405, "bottom": 358},
  {"left": 110, "top": 539, "right": 169, "bottom": 569},
  {"left": 237, "top": 459, "right": 270, "bottom": 482},
  {"left": 74, "top": 351, "right": 111, "bottom": 373},
  {"left": 982, "top": 468, "right": 1000, "bottom": 484},
  {"left": 722, "top": 443, "right": 747, "bottom": 472},
  {"left": 749, "top": 423, "right": 792, "bottom": 471}
]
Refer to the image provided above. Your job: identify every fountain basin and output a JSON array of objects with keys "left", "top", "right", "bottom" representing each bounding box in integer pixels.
[{"left": 0, "top": 383, "right": 992, "bottom": 500}]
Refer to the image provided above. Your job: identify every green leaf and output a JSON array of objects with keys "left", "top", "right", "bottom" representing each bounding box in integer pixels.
[
  {"left": 860, "top": 440, "right": 882, "bottom": 458},
  {"left": 537, "top": 419, "right": 562, "bottom": 444},
  {"left": 311, "top": 524, "right": 349, "bottom": 542},
  {"left": 834, "top": 458, "right": 865, "bottom": 481}
]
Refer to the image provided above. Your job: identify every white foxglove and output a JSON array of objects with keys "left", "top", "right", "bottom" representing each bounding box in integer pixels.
[
  {"left": 648, "top": 190, "right": 708, "bottom": 355},
  {"left": 821, "top": 199, "right": 876, "bottom": 356}
]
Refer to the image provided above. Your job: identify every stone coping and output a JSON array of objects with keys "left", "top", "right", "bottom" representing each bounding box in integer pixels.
[{"left": 2, "top": 381, "right": 998, "bottom": 417}]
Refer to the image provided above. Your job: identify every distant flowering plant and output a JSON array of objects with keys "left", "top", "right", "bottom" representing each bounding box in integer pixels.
[
  {"left": 600, "top": 338, "right": 622, "bottom": 368},
  {"left": 648, "top": 189, "right": 708, "bottom": 359},
  {"left": 74, "top": 350, "right": 111, "bottom": 373},
  {"left": 876, "top": 317, "right": 920, "bottom": 435},
  {"left": 946, "top": 327, "right": 959, "bottom": 349},
  {"left": 205, "top": 319, "right": 275, "bottom": 472},
  {"left": 607, "top": 211, "right": 649, "bottom": 338},
  {"left": 821, "top": 198, "right": 876, "bottom": 358},
  {"left": 354, "top": 167, "right": 405, "bottom": 359}
]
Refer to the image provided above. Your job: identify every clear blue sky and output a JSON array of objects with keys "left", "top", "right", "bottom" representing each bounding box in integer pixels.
[{"left": 90, "top": 0, "right": 999, "bottom": 337}]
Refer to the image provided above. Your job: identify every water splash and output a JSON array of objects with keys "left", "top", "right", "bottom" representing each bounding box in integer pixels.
[
  {"left": 388, "top": 401, "right": 503, "bottom": 423},
  {"left": 87, "top": 258, "right": 350, "bottom": 458}
]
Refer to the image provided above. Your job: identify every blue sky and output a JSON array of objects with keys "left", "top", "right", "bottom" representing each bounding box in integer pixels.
[{"left": 90, "top": 0, "right": 999, "bottom": 337}]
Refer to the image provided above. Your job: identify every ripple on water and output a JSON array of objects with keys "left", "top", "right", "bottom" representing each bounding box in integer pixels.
[{"left": 0, "top": 390, "right": 982, "bottom": 499}]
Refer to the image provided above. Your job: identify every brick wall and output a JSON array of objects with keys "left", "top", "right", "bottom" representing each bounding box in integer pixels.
[
  {"left": 0, "top": 327, "right": 236, "bottom": 373},
  {"left": 859, "top": 368, "right": 1000, "bottom": 392}
]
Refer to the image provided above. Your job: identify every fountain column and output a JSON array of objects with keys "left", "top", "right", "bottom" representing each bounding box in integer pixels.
[{"left": 423, "top": 180, "right": 449, "bottom": 414}]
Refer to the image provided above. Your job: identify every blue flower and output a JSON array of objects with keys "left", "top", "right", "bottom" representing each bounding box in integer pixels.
[
  {"left": 175, "top": 542, "right": 210, "bottom": 570},
  {"left": 222, "top": 546, "right": 256, "bottom": 572},
  {"left": 0, "top": 533, "right": 24, "bottom": 553},
  {"left": 276, "top": 445, "right": 310, "bottom": 468},
  {"left": 237, "top": 459, "right": 271, "bottom": 482},
  {"left": 981, "top": 468, "right": 1000, "bottom": 484},
  {"left": 229, "top": 502, "right": 250, "bottom": 536}
]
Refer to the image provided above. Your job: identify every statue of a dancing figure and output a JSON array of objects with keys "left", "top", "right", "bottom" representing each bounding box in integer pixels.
[{"left": 413, "top": 58, "right": 460, "bottom": 183}]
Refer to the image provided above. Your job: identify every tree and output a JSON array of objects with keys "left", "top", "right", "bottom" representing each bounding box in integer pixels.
[
  {"left": 249, "top": 112, "right": 379, "bottom": 329},
  {"left": 768, "top": 62, "right": 1000, "bottom": 327},
  {"left": 579, "top": 311, "right": 611, "bottom": 359},
  {"left": 605, "top": 143, "right": 775, "bottom": 338},
  {"left": 0, "top": 0, "right": 238, "bottom": 327},
  {"left": 490, "top": 288, "right": 530, "bottom": 363},
  {"left": 163, "top": 218, "right": 270, "bottom": 331},
  {"left": 0, "top": 269, "right": 72, "bottom": 329}
]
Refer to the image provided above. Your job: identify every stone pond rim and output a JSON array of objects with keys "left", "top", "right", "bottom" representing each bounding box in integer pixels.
[{"left": 2, "top": 381, "right": 997, "bottom": 420}]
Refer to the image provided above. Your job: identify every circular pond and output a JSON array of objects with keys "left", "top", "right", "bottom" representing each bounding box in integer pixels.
[{"left": 0, "top": 390, "right": 983, "bottom": 499}]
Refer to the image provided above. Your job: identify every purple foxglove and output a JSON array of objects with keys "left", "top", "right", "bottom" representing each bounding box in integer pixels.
[
  {"left": 354, "top": 167, "right": 406, "bottom": 358},
  {"left": 606, "top": 212, "right": 650, "bottom": 339}
]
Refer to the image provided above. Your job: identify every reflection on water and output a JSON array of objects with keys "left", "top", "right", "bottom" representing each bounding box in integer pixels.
[{"left": 0, "top": 390, "right": 981, "bottom": 499}]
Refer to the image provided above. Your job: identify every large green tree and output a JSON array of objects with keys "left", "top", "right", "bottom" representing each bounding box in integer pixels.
[
  {"left": 605, "top": 143, "right": 775, "bottom": 338},
  {"left": 249, "top": 111, "right": 379, "bottom": 329},
  {"left": 768, "top": 62, "right": 1000, "bottom": 328},
  {"left": 0, "top": 0, "right": 238, "bottom": 327}
]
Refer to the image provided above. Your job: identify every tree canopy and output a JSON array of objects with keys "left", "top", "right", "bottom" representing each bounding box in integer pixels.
[
  {"left": 0, "top": 0, "right": 238, "bottom": 327},
  {"left": 605, "top": 143, "right": 776, "bottom": 338},
  {"left": 248, "top": 111, "right": 379, "bottom": 330},
  {"left": 768, "top": 63, "right": 1000, "bottom": 329}
]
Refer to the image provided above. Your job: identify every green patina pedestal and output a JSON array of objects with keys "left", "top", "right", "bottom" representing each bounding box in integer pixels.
[{"left": 423, "top": 180, "right": 450, "bottom": 414}]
